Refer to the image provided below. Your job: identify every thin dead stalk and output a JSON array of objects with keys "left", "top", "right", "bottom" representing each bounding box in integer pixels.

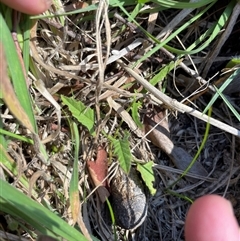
[
  {"left": 120, "top": 62, "right": 240, "bottom": 137},
  {"left": 95, "top": 0, "right": 111, "bottom": 144}
]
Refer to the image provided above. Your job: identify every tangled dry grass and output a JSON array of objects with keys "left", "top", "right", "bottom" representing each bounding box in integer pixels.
[{"left": 1, "top": 1, "right": 240, "bottom": 241}]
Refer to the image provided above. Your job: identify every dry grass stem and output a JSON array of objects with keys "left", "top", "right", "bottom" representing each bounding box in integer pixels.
[
  {"left": 2, "top": 2, "right": 240, "bottom": 241},
  {"left": 121, "top": 63, "right": 240, "bottom": 137}
]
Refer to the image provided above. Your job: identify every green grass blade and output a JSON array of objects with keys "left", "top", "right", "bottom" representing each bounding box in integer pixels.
[
  {"left": 0, "top": 145, "right": 29, "bottom": 190},
  {"left": 183, "top": 0, "right": 235, "bottom": 54},
  {"left": 0, "top": 180, "right": 90, "bottom": 241},
  {"left": 116, "top": 0, "right": 233, "bottom": 66},
  {"left": 69, "top": 121, "right": 80, "bottom": 223},
  {"left": 31, "top": 0, "right": 137, "bottom": 20},
  {"left": 203, "top": 68, "right": 240, "bottom": 115},
  {"left": 139, "top": 0, "right": 216, "bottom": 9},
  {"left": 0, "top": 128, "right": 33, "bottom": 144},
  {"left": 114, "top": 0, "right": 213, "bottom": 67},
  {"left": 181, "top": 107, "right": 212, "bottom": 177},
  {"left": 0, "top": 196, "right": 60, "bottom": 239},
  {"left": 164, "top": 0, "right": 233, "bottom": 56},
  {"left": 0, "top": 13, "right": 37, "bottom": 132},
  {"left": 166, "top": 190, "right": 193, "bottom": 204},
  {"left": 0, "top": 118, "right": 7, "bottom": 149},
  {"left": 22, "top": 15, "right": 32, "bottom": 73},
  {"left": 215, "top": 87, "right": 240, "bottom": 122},
  {"left": 0, "top": 3, "right": 12, "bottom": 27},
  {"left": 105, "top": 198, "right": 117, "bottom": 241},
  {"left": 168, "top": 108, "right": 212, "bottom": 188}
]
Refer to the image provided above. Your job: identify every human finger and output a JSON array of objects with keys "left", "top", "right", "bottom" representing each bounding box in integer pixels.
[
  {"left": 0, "top": 0, "right": 52, "bottom": 14},
  {"left": 185, "top": 195, "right": 240, "bottom": 241}
]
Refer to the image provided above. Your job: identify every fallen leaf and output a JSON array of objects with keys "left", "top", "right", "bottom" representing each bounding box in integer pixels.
[
  {"left": 144, "top": 107, "right": 174, "bottom": 154},
  {"left": 87, "top": 146, "right": 109, "bottom": 202},
  {"left": 144, "top": 107, "right": 208, "bottom": 179}
]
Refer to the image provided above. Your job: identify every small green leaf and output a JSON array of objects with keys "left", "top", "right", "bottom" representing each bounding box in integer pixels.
[
  {"left": 111, "top": 132, "right": 131, "bottom": 174},
  {"left": 61, "top": 96, "right": 95, "bottom": 136},
  {"left": 226, "top": 58, "right": 240, "bottom": 68},
  {"left": 149, "top": 61, "right": 177, "bottom": 87},
  {"left": 137, "top": 161, "right": 156, "bottom": 195},
  {"left": 131, "top": 100, "right": 143, "bottom": 128}
]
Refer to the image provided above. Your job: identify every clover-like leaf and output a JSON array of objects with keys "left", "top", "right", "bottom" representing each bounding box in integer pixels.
[
  {"left": 137, "top": 161, "right": 156, "bottom": 195},
  {"left": 61, "top": 96, "right": 95, "bottom": 136}
]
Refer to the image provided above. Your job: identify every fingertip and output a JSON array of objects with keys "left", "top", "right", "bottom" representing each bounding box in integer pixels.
[
  {"left": 1, "top": 0, "right": 52, "bottom": 15},
  {"left": 34, "top": 0, "right": 52, "bottom": 14},
  {"left": 185, "top": 195, "right": 239, "bottom": 241}
]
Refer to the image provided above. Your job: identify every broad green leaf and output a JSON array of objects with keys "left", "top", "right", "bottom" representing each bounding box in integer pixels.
[
  {"left": 61, "top": 96, "right": 95, "bottom": 136},
  {"left": 111, "top": 132, "right": 131, "bottom": 173},
  {"left": 0, "top": 180, "right": 98, "bottom": 241},
  {"left": 137, "top": 161, "right": 156, "bottom": 195}
]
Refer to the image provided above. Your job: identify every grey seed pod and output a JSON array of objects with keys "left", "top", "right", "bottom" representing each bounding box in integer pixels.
[{"left": 110, "top": 167, "right": 147, "bottom": 230}]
